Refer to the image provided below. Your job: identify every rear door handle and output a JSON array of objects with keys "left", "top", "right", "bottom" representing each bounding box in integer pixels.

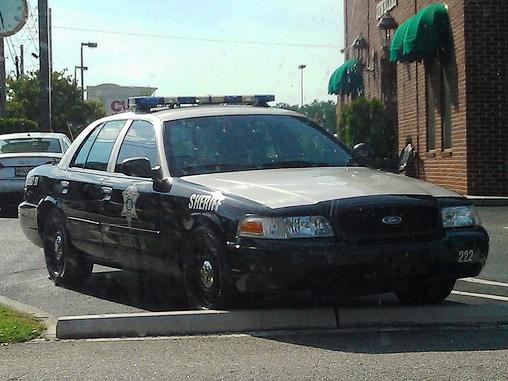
[{"left": 101, "top": 186, "right": 113, "bottom": 201}]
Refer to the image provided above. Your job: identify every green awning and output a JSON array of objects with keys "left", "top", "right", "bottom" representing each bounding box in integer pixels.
[
  {"left": 389, "top": 17, "right": 413, "bottom": 62},
  {"left": 389, "top": 3, "right": 452, "bottom": 63},
  {"left": 328, "top": 58, "right": 364, "bottom": 96}
]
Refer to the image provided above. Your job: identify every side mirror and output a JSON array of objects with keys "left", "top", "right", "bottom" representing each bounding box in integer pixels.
[
  {"left": 352, "top": 143, "right": 374, "bottom": 165},
  {"left": 121, "top": 157, "right": 154, "bottom": 179}
]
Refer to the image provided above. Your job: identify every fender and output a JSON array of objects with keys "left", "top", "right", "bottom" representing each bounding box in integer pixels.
[{"left": 36, "top": 195, "right": 62, "bottom": 236}]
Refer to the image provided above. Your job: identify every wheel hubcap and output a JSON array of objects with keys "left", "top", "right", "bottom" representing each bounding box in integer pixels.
[
  {"left": 54, "top": 233, "right": 64, "bottom": 260},
  {"left": 199, "top": 260, "right": 215, "bottom": 289}
]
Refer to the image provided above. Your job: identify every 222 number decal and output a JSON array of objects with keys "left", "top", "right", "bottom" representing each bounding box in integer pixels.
[{"left": 458, "top": 249, "right": 474, "bottom": 263}]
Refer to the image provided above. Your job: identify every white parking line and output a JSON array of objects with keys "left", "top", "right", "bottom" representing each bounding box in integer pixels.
[
  {"left": 461, "top": 277, "right": 508, "bottom": 288},
  {"left": 452, "top": 290, "right": 508, "bottom": 302}
]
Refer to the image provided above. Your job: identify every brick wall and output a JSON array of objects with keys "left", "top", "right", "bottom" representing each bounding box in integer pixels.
[
  {"left": 464, "top": 0, "right": 508, "bottom": 196},
  {"left": 343, "top": 0, "right": 506, "bottom": 196}
]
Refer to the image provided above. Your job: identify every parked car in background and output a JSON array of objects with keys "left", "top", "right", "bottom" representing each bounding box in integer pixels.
[{"left": 0, "top": 132, "right": 71, "bottom": 215}]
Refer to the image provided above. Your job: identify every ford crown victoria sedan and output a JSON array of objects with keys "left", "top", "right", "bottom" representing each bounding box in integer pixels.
[{"left": 18, "top": 95, "right": 489, "bottom": 309}]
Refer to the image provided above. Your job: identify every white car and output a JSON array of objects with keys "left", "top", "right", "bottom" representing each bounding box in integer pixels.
[{"left": 0, "top": 132, "right": 71, "bottom": 214}]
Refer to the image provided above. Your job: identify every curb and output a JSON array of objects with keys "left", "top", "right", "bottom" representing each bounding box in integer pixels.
[
  {"left": 56, "top": 308, "right": 337, "bottom": 339},
  {"left": 0, "top": 295, "right": 57, "bottom": 339},
  {"left": 56, "top": 305, "right": 508, "bottom": 339},
  {"left": 466, "top": 196, "right": 508, "bottom": 207},
  {"left": 338, "top": 305, "right": 508, "bottom": 328}
]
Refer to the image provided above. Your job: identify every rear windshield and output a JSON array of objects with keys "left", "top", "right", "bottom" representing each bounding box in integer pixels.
[
  {"left": 0, "top": 138, "right": 62, "bottom": 154},
  {"left": 164, "top": 114, "right": 352, "bottom": 176}
]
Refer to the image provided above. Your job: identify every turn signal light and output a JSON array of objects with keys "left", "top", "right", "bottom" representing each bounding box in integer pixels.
[{"left": 238, "top": 218, "right": 264, "bottom": 236}]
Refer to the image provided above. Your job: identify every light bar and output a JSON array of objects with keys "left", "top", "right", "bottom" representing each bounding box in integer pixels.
[{"left": 128, "top": 95, "right": 275, "bottom": 112}]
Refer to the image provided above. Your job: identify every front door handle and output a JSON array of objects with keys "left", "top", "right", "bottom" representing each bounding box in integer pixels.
[
  {"left": 101, "top": 186, "right": 113, "bottom": 201},
  {"left": 60, "top": 180, "right": 69, "bottom": 194}
]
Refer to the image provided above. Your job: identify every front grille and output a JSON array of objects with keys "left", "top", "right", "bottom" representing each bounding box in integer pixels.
[{"left": 333, "top": 195, "right": 443, "bottom": 245}]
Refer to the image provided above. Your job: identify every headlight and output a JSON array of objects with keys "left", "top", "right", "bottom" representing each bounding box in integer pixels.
[
  {"left": 441, "top": 205, "right": 481, "bottom": 228},
  {"left": 238, "top": 216, "right": 334, "bottom": 239}
]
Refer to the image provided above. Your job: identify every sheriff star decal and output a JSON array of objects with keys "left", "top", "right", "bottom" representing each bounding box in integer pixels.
[{"left": 122, "top": 184, "right": 139, "bottom": 226}]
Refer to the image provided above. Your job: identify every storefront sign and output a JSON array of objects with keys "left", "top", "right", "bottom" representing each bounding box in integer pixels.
[{"left": 377, "top": 0, "right": 397, "bottom": 19}]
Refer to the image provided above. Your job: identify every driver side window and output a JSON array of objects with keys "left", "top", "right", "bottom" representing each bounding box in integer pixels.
[{"left": 115, "top": 120, "right": 159, "bottom": 174}]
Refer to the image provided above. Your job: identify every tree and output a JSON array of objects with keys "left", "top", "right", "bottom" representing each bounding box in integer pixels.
[
  {"left": 338, "top": 97, "right": 397, "bottom": 165},
  {"left": 5, "top": 71, "right": 105, "bottom": 138},
  {"left": 276, "top": 100, "right": 337, "bottom": 134}
]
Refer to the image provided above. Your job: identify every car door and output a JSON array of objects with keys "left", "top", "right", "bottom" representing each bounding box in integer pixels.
[
  {"left": 61, "top": 120, "right": 126, "bottom": 260},
  {"left": 99, "top": 120, "right": 165, "bottom": 271}
]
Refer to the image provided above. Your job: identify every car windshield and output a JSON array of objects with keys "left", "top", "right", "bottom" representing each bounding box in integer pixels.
[
  {"left": 164, "top": 114, "right": 353, "bottom": 176},
  {"left": 0, "top": 138, "right": 61, "bottom": 154}
]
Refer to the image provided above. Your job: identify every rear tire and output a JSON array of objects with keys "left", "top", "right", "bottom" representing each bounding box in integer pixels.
[
  {"left": 394, "top": 278, "right": 456, "bottom": 305},
  {"left": 42, "top": 209, "right": 93, "bottom": 287},
  {"left": 183, "top": 226, "right": 239, "bottom": 310}
]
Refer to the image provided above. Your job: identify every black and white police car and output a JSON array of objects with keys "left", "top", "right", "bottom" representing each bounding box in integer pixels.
[{"left": 19, "top": 95, "right": 489, "bottom": 309}]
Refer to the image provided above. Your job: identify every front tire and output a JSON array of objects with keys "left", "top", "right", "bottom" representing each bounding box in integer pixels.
[
  {"left": 394, "top": 278, "right": 456, "bottom": 305},
  {"left": 183, "top": 226, "right": 238, "bottom": 309},
  {"left": 42, "top": 209, "right": 93, "bottom": 287}
]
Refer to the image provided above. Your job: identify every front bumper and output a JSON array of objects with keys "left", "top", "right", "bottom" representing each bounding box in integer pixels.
[{"left": 226, "top": 227, "right": 489, "bottom": 294}]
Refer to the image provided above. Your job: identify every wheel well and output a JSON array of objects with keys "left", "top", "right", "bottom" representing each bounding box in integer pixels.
[{"left": 177, "top": 215, "right": 226, "bottom": 271}]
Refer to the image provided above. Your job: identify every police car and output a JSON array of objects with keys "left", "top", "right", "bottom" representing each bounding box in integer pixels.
[{"left": 18, "top": 95, "right": 489, "bottom": 309}]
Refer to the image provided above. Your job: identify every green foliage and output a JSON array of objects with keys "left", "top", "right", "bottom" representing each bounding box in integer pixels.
[
  {"left": 276, "top": 100, "right": 337, "bottom": 134},
  {"left": 0, "top": 118, "right": 38, "bottom": 134},
  {"left": 338, "top": 97, "right": 396, "bottom": 160},
  {"left": 5, "top": 71, "right": 106, "bottom": 138},
  {"left": 0, "top": 304, "right": 45, "bottom": 344}
]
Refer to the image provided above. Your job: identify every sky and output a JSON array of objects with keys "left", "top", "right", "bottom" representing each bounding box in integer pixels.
[{"left": 5, "top": 0, "right": 345, "bottom": 106}]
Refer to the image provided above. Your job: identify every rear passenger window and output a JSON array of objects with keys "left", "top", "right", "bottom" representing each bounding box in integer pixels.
[
  {"left": 71, "top": 125, "right": 103, "bottom": 168},
  {"left": 84, "top": 120, "right": 125, "bottom": 171},
  {"left": 115, "top": 120, "right": 159, "bottom": 173}
]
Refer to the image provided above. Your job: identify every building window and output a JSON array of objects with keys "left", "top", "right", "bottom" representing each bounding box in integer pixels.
[
  {"left": 425, "top": 58, "right": 452, "bottom": 151},
  {"left": 425, "top": 59, "right": 437, "bottom": 151},
  {"left": 441, "top": 68, "right": 452, "bottom": 149}
]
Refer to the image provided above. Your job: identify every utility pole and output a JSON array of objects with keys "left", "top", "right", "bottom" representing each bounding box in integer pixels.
[
  {"left": 20, "top": 45, "right": 24, "bottom": 76},
  {"left": 0, "top": 38, "right": 5, "bottom": 117},
  {"left": 298, "top": 64, "right": 306, "bottom": 108},
  {"left": 38, "top": 0, "right": 52, "bottom": 131}
]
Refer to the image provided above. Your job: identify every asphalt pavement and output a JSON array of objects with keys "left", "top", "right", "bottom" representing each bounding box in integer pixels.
[
  {"left": 0, "top": 207, "right": 507, "bottom": 318},
  {"left": 1, "top": 327, "right": 508, "bottom": 380}
]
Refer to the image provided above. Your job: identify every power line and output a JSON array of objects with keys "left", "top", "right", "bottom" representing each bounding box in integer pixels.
[{"left": 53, "top": 25, "right": 341, "bottom": 50}]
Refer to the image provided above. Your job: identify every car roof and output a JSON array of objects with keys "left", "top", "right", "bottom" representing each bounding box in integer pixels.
[
  {"left": 97, "top": 105, "right": 304, "bottom": 124},
  {"left": 0, "top": 132, "right": 69, "bottom": 140}
]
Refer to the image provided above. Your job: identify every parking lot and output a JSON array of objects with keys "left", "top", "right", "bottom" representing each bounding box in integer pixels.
[{"left": 0, "top": 207, "right": 507, "bottom": 318}]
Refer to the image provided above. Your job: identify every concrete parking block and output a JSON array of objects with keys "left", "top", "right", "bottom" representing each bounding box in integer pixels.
[
  {"left": 56, "top": 308, "right": 337, "bottom": 339},
  {"left": 338, "top": 305, "right": 508, "bottom": 328}
]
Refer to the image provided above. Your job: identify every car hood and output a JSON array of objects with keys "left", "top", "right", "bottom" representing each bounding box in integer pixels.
[{"left": 183, "top": 167, "right": 462, "bottom": 209}]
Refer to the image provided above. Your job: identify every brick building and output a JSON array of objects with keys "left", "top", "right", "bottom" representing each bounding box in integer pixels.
[{"left": 336, "top": 0, "right": 507, "bottom": 196}]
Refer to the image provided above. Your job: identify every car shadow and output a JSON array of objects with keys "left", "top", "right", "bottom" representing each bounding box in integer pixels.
[
  {"left": 253, "top": 326, "right": 508, "bottom": 354},
  {"left": 67, "top": 269, "right": 189, "bottom": 312}
]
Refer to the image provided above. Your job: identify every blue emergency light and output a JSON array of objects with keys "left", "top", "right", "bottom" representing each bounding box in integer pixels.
[{"left": 128, "top": 95, "right": 275, "bottom": 112}]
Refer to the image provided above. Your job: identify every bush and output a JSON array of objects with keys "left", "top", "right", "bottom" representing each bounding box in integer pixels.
[
  {"left": 0, "top": 118, "right": 39, "bottom": 135},
  {"left": 338, "top": 97, "right": 397, "bottom": 165}
]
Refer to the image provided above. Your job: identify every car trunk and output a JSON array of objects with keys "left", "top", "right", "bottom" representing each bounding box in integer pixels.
[{"left": 0, "top": 153, "right": 62, "bottom": 180}]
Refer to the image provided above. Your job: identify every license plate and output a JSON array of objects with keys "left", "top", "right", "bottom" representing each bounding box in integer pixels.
[{"left": 15, "top": 167, "right": 33, "bottom": 177}]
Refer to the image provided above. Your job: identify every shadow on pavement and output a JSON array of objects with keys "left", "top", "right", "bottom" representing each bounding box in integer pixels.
[
  {"left": 66, "top": 269, "right": 188, "bottom": 312},
  {"left": 63, "top": 267, "right": 464, "bottom": 313},
  {"left": 256, "top": 326, "right": 508, "bottom": 354}
]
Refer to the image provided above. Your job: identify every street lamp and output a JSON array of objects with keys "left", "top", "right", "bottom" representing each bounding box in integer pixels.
[
  {"left": 298, "top": 64, "right": 306, "bottom": 107},
  {"left": 80, "top": 42, "right": 98, "bottom": 99},
  {"left": 74, "top": 65, "right": 88, "bottom": 85}
]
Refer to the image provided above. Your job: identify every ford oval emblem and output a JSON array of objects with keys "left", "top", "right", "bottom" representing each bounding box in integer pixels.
[{"left": 382, "top": 215, "right": 402, "bottom": 225}]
